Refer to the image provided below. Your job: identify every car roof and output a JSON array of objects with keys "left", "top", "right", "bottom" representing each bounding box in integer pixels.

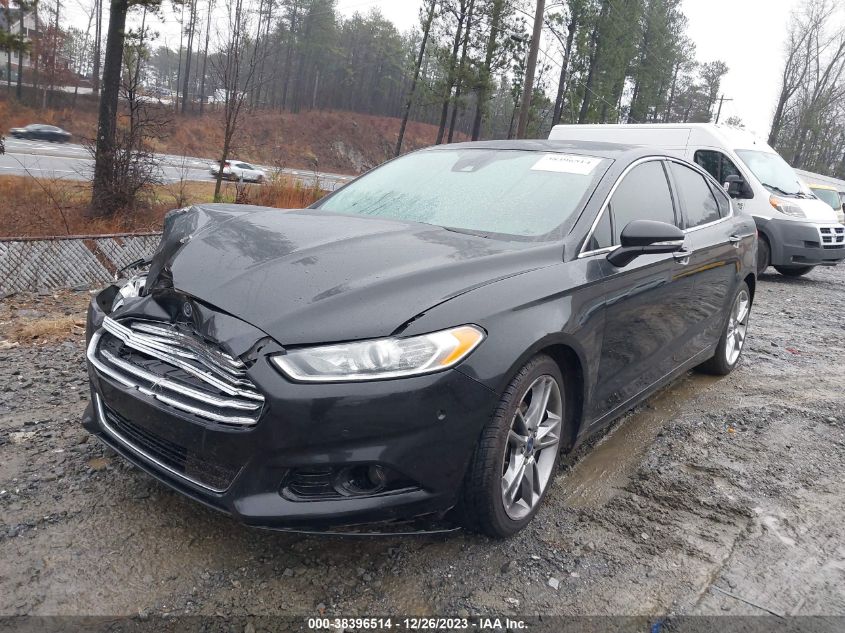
[
  {"left": 808, "top": 183, "right": 837, "bottom": 191},
  {"left": 424, "top": 139, "right": 646, "bottom": 160}
]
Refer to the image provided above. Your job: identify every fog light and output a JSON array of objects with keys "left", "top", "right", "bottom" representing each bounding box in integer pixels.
[
  {"left": 334, "top": 464, "right": 388, "bottom": 496},
  {"left": 368, "top": 464, "right": 387, "bottom": 487}
]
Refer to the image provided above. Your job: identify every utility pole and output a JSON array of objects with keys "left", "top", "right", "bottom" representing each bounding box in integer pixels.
[
  {"left": 715, "top": 94, "right": 733, "bottom": 124},
  {"left": 198, "top": 0, "right": 213, "bottom": 114},
  {"left": 516, "top": 0, "right": 544, "bottom": 139},
  {"left": 92, "top": 0, "right": 101, "bottom": 94}
]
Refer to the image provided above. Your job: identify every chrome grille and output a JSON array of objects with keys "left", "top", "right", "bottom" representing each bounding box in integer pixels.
[
  {"left": 87, "top": 316, "right": 264, "bottom": 426},
  {"left": 819, "top": 225, "right": 845, "bottom": 249}
]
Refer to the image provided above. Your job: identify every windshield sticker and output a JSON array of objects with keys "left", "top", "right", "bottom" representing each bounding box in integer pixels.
[{"left": 531, "top": 153, "right": 602, "bottom": 175}]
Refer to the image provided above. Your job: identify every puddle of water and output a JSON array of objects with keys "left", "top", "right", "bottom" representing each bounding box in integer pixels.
[{"left": 560, "top": 372, "right": 722, "bottom": 509}]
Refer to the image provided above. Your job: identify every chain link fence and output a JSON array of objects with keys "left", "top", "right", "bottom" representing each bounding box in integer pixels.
[{"left": 0, "top": 233, "right": 162, "bottom": 295}]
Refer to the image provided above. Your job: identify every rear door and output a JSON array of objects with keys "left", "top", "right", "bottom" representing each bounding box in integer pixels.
[
  {"left": 584, "top": 159, "right": 696, "bottom": 422},
  {"left": 667, "top": 160, "right": 748, "bottom": 355}
]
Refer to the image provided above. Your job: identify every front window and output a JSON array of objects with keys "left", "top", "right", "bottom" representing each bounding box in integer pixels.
[
  {"left": 812, "top": 187, "right": 841, "bottom": 211},
  {"left": 608, "top": 160, "right": 676, "bottom": 243},
  {"left": 735, "top": 149, "right": 804, "bottom": 196},
  {"left": 694, "top": 150, "right": 741, "bottom": 185},
  {"left": 316, "top": 149, "right": 609, "bottom": 239}
]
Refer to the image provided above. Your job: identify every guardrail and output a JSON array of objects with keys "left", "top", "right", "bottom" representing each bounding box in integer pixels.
[{"left": 0, "top": 233, "right": 162, "bottom": 295}]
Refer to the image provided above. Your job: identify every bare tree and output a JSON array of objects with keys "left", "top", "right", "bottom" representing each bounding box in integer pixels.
[
  {"left": 396, "top": 0, "right": 437, "bottom": 156},
  {"left": 767, "top": 3, "right": 817, "bottom": 146},
  {"left": 211, "top": 0, "right": 260, "bottom": 201},
  {"left": 435, "top": 0, "right": 470, "bottom": 145},
  {"left": 769, "top": 0, "right": 845, "bottom": 173},
  {"left": 516, "top": 0, "right": 544, "bottom": 138},
  {"left": 90, "top": 8, "right": 166, "bottom": 216},
  {"left": 470, "top": 0, "right": 507, "bottom": 140}
]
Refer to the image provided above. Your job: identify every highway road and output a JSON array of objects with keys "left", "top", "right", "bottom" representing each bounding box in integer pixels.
[{"left": 0, "top": 138, "right": 353, "bottom": 190}]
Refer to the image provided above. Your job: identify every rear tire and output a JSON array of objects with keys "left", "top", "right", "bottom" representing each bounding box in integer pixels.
[
  {"left": 459, "top": 355, "right": 567, "bottom": 538},
  {"left": 774, "top": 265, "right": 815, "bottom": 277},
  {"left": 756, "top": 235, "right": 770, "bottom": 274},
  {"left": 697, "top": 281, "right": 751, "bottom": 376}
]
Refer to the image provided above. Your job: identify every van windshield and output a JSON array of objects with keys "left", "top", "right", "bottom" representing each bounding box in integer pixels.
[
  {"left": 734, "top": 149, "right": 804, "bottom": 196},
  {"left": 812, "top": 187, "right": 841, "bottom": 210}
]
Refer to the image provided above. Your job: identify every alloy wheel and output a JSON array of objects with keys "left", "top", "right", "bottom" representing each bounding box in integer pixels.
[
  {"left": 725, "top": 288, "right": 750, "bottom": 365},
  {"left": 501, "top": 375, "right": 563, "bottom": 520}
]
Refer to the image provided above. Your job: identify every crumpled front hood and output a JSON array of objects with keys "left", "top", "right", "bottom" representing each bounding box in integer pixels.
[{"left": 144, "top": 204, "right": 560, "bottom": 345}]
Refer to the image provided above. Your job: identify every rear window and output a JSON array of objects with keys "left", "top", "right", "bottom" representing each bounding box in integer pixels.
[{"left": 317, "top": 148, "right": 609, "bottom": 239}]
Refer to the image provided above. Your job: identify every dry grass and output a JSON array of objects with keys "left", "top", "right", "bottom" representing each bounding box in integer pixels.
[
  {"left": 0, "top": 289, "right": 91, "bottom": 346},
  {"left": 0, "top": 175, "right": 326, "bottom": 238},
  {"left": 1, "top": 97, "right": 461, "bottom": 175},
  {"left": 4, "top": 315, "right": 85, "bottom": 343}
]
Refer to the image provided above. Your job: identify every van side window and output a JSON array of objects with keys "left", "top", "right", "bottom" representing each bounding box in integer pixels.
[
  {"left": 669, "top": 162, "right": 721, "bottom": 227},
  {"left": 694, "top": 150, "right": 741, "bottom": 185},
  {"left": 608, "top": 161, "right": 676, "bottom": 243}
]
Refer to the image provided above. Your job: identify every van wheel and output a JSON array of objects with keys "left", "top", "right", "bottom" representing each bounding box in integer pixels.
[
  {"left": 774, "top": 265, "right": 815, "bottom": 277},
  {"left": 459, "top": 355, "right": 567, "bottom": 538},
  {"left": 756, "top": 236, "right": 770, "bottom": 274},
  {"left": 697, "top": 281, "right": 751, "bottom": 376}
]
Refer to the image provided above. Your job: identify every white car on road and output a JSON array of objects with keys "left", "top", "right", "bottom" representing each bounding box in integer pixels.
[{"left": 211, "top": 160, "right": 266, "bottom": 183}]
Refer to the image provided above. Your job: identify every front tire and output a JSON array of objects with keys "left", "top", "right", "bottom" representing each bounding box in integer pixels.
[
  {"left": 774, "top": 265, "right": 815, "bottom": 277},
  {"left": 756, "top": 236, "right": 770, "bottom": 274},
  {"left": 460, "top": 355, "right": 566, "bottom": 538},
  {"left": 697, "top": 281, "right": 751, "bottom": 376}
]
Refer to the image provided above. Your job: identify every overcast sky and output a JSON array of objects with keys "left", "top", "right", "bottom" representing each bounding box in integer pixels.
[{"left": 63, "top": 0, "right": 800, "bottom": 137}]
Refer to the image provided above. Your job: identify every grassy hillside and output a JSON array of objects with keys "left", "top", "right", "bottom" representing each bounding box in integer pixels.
[{"left": 0, "top": 99, "right": 462, "bottom": 174}]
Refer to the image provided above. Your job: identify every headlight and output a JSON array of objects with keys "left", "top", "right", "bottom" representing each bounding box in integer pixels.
[
  {"left": 111, "top": 274, "right": 146, "bottom": 312},
  {"left": 769, "top": 195, "right": 805, "bottom": 218},
  {"left": 271, "top": 325, "right": 485, "bottom": 382}
]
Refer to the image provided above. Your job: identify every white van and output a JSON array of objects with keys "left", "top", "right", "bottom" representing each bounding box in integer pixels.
[{"left": 548, "top": 123, "right": 845, "bottom": 276}]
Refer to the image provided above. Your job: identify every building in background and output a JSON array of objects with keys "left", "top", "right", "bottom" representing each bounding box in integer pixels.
[{"left": 0, "top": 4, "right": 39, "bottom": 82}]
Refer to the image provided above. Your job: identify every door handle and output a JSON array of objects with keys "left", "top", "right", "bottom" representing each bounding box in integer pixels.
[
  {"left": 728, "top": 234, "right": 742, "bottom": 245},
  {"left": 673, "top": 248, "right": 690, "bottom": 265}
]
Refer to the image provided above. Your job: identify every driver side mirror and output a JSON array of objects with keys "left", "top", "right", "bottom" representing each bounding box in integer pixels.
[
  {"left": 724, "top": 174, "right": 753, "bottom": 199},
  {"left": 607, "top": 220, "right": 685, "bottom": 268}
]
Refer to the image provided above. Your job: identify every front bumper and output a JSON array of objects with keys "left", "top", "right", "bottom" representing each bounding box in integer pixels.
[
  {"left": 82, "top": 291, "right": 498, "bottom": 529},
  {"left": 756, "top": 217, "right": 845, "bottom": 266}
]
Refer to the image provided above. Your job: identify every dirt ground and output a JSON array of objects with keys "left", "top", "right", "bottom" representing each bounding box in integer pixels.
[{"left": 0, "top": 266, "right": 843, "bottom": 620}]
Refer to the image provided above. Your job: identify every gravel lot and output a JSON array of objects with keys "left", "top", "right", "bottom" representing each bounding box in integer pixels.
[{"left": 1, "top": 267, "right": 844, "bottom": 619}]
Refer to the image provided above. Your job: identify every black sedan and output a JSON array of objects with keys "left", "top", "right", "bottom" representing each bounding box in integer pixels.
[
  {"left": 82, "top": 140, "right": 757, "bottom": 537},
  {"left": 9, "top": 123, "right": 72, "bottom": 142}
]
